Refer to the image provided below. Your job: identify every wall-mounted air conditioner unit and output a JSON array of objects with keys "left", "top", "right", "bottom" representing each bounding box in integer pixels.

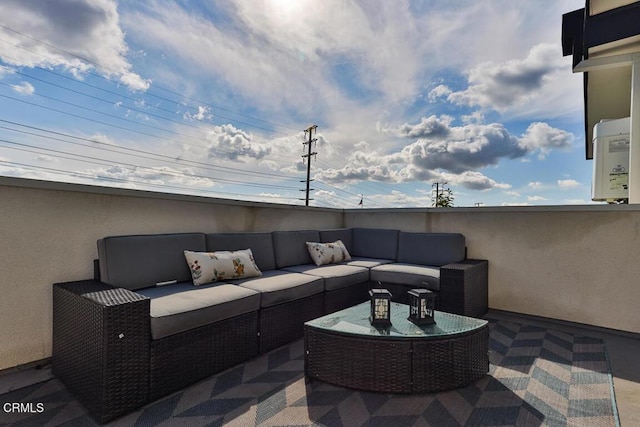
[{"left": 592, "top": 117, "right": 630, "bottom": 202}]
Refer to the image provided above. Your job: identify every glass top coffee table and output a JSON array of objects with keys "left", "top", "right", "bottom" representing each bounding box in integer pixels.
[{"left": 304, "top": 302, "right": 488, "bottom": 393}]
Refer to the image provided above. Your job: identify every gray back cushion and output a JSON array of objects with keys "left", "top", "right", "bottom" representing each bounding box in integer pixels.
[
  {"left": 319, "top": 228, "right": 353, "bottom": 252},
  {"left": 98, "top": 233, "right": 206, "bottom": 290},
  {"left": 351, "top": 228, "right": 399, "bottom": 260},
  {"left": 397, "top": 232, "right": 465, "bottom": 266},
  {"left": 272, "top": 230, "right": 320, "bottom": 268},
  {"left": 206, "top": 232, "right": 276, "bottom": 271}
]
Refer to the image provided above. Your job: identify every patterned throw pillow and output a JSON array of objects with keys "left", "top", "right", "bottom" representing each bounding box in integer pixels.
[
  {"left": 184, "top": 249, "right": 262, "bottom": 286},
  {"left": 306, "top": 240, "right": 352, "bottom": 266}
]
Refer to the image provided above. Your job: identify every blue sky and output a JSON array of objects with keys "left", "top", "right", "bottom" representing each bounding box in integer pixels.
[{"left": 0, "top": 0, "right": 590, "bottom": 208}]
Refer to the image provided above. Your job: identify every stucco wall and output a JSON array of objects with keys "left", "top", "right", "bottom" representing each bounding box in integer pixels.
[
  {"left": 346, "top": 206, "right": 640, "bottom": 334},
  {"left": 3, "top": 177, "right": 640, "bottom": 371}
]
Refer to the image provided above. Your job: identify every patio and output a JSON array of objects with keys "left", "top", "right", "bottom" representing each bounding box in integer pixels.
[
  {"left": 1, "top": 176, "right": 640, "bottom": 425},
  {"left": 0, "top": 310, "right": 637, "bottom": 425}
]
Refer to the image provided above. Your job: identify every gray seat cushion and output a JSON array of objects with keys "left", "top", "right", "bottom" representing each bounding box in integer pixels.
[
  {"left": 272, "top": 230, "right": 320, "bottom": 268},
  {"left": 351, "top": 228, "right": 399, "bottom": 260},
  {"left": 232, "top": 270, "right": 324, "bottom": 307},
  {"left": 137, "top": 282, "right": 260, "bottom": 339},
  {"left": 206, "top": 232, "right": 276, "bottom": 271},
  {"left": 344, "top": 257, "right": 395, "bottom": 268},
  {"left": 370, "top": 263, "right": 440, "bottom": 291},
  {"left": 282, "top": 264, "right": 369, "bottom": 291},
  {"left": 397, "top": 232, "right": 465, "bottom": 266},
  {"left": 97, "top": 233, "right": 206, "bottom": 290}
]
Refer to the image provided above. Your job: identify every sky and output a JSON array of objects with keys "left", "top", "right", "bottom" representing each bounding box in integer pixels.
[{"left": 0, "top": 0, "right": 592, "bottom": 208}]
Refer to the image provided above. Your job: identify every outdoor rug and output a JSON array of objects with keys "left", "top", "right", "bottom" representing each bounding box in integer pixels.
[{"left": 0, "top": 318, "right": 620, "bottom": 426}]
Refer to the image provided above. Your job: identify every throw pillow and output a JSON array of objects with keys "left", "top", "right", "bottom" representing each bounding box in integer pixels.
[
  {"left": 306, "top": 240, "right": 352, "bottom": 266},
  {"left": 184, "top": 249, "right": 262, "bottom": 286}
]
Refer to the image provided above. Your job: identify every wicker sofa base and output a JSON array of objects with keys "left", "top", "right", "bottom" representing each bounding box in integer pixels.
[
  {"left": 323, "top": 281, "right": 369, "bottom": 314},
  {"left": 149, "top": 311, "right": 259, "bottom": 401},
  {"left": 52, "top": 281, "right": 150, "bottom": 424},
  {"left": 259, "top": 292, "right": 325, "bottom": 353},
  {"left": 377, "top": 259, "right": 488, "bottom": 318}
]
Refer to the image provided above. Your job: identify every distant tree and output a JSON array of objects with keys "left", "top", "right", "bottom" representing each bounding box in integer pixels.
[
  {"left": 430, "top": 182, "right": 454, "bottom": 207},
  {"left": 433, "top": 188, "right": 454, "bottom": 207}
]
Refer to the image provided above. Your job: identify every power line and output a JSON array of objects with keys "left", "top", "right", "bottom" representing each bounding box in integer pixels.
[
  {"left": 0, "top": 64, "right": 302, "bottom": 165},
  {"left": 1, "top": 38, "right": 395, "bottom": 202},
  {"left": 0, "top": 119, "right": 301, "bottom": 181},
  {"left": 0, "top": 138, "right": 300, "bottom": 190},
  {"left": 0, "top": 24, "right": 406, "bottom": 207},
  {"left": 0, "top": 91, "right": 300, "bottom": 170},
  {"left": 0, "top": 159, "right": 300, "bottom": 202},
  {"left": 313, "top": 180, "right": 393, "bottom": 208},
  {"left": 0, "top": 82, "right": 396, "bottom": 207},
  {"left": 0, "top": 26, "right": 300, "bottom": 134}
]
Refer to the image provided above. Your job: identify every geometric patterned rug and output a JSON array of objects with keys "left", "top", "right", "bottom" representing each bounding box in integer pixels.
[{"left": 0, "top": 318, "right": 620, "bottom": 426}]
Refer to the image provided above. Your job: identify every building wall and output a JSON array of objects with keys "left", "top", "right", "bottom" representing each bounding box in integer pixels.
[
  {"left": 3, "top": 177, "right": 640, "bottom": 370},
  {"left": 429, "top": 207, "right": 640, "bottom": 332}
]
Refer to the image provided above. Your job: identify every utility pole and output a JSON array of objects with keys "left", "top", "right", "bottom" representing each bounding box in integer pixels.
[{"left": 301, "top": 125, "right": 317, "bottom": 206}]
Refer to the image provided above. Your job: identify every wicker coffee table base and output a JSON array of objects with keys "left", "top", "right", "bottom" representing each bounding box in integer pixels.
[{"left": 305, "top": 324, "right": 489, "bottom": 394}]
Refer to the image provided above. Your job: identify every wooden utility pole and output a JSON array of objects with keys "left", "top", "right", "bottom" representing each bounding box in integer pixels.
[{"left": 301, "top": 125, "right": 317, "bottom": 206}]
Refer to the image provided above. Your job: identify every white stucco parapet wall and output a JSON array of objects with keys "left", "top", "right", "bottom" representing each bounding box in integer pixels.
[{"left": 2, "top": 175, "right": 640, "bottom": 371}]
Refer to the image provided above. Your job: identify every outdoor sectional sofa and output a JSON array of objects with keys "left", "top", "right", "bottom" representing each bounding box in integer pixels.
[{"left": 52, "top": 227, "right": 488, "bottom": 423}]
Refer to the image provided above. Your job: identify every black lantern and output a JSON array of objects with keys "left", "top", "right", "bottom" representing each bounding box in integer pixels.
[
  {"left": 407, "top": 289, "right": 436, "bottom": 325},
  {"left": 369, "top": 288, "right": 392, "bottom": 326}
]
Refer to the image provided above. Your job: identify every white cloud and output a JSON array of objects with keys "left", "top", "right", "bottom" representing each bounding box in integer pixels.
[
  {"left": 501, "top": 202, "right": 531, "bottom": 206},
  {"left": 315, "top": 115, "right": 573, "bottom": 192},
  {"left": 529, "top": 181, "right": 543, "bottom": 189},
  {"left": 118, "top": 72, "right": 151, "bottom": 92},
  {"left": 89, "top": 164, "right": 217, "bottom": 188},
  {"left": 398, "top": 115, "right": 453, "bottom": 139},
  {"left": 0, "top": 0, "right": 149, "bottom": 91},
  {"left": 428, "top": 84, "right": 452, "bottom": 103},
  {"left": 461, "top": 110, "right": 485, "bottom": 124},
  {"left": 434, "top": 39, "right": 582, "bottom": 120},
  {"left": 352, "top": 189, "right": 432, "bottom": 208},
  {"left": 520, "top": 122, "right": 574, "bottom": 158},
  {"left": 527, "top": 195, "right": 547, "bottom": 201},
  {"left": 184, "top": 106, "right": 213, "bottom": 121},
  {"left": 398, "top": 121, "right": 527, "bottom": 174},
  {"left": 88, "top": 133, "right": 119, "bottom": 146},
  {"left": 206, "top": 124, "right": 271, "bottom": 162},
  {"left": 35, "top": 154, "right": 56, "bottom": 162},
  {"left": 0, "top": 65, "right": 15, "bottom": 78},
  {"left": 10, "top": 81, "right": 34, "bottom": 95},
  {"left": 440, "top": 171, "right": 511, "bottom": 191},
  {"left": 558, "top": 179, "right": 580, "bottom": 189},
  {"left": 447, "top": 44, "right": 561, "bottom": 111}
]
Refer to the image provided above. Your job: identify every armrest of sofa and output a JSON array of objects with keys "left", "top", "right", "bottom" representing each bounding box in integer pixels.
[
  {"left": 438, "top": 259, "right": 488, "bottom": 318},
  {"left": 52, "top": 280, "right": 150, "bottom": 423}
]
